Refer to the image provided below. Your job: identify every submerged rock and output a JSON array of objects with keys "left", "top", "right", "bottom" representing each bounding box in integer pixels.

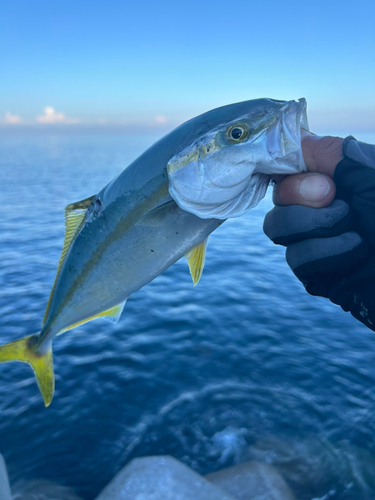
[
  {"left": 0, "top": 454, "right": 11, "bottom": 500},
  {"left": 11, "top": 480, "right": 82, "bottom": 500},
  {"left": 95, "top": 455, "right": 235, "bottom": 500},
  {"left": 205, "top": 460, "right": 295, "bottom": 500},
  {"left": 1, "top": 453, "right": 82, "bottom": 500},
  {"left": 248, "top": 435, "right": 375, "bottom": 500}
]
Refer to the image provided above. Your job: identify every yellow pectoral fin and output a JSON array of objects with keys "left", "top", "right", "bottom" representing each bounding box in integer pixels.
[
  {"left": 0, "top": 335, "right": 54, "bottom": 407},
  {"left": 43, "top": 194, "right": 96, "bottom": 325},
  {"left": 185, "top": 238, "right": 208, "bottom": 286},
  {"left": 137, "top": 200, "right": 179, "bottom": 226},
  {"left": 59, "top": 300, "right": 127, "bottom": 334}
]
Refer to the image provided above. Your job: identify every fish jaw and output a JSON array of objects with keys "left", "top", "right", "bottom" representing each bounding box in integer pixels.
[
  {"left": 264, "top": 98, "right": 308, "bottom": 172},
  {"left": 167, "top": 98, "right": 309, "bottom": 219}
]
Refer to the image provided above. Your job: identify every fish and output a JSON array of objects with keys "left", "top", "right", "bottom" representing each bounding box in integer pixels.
[{"left": 0, "top": 98, "right": 309, "bottom": 406}]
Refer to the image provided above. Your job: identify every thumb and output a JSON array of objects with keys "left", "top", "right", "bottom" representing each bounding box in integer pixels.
[{"left": 273, "top": 172, "right": 336, "bottom": 208}]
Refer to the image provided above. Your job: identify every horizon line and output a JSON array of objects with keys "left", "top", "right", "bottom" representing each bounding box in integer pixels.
[{"left": 0, "top": 122, "right": 374, "bottom": 137}]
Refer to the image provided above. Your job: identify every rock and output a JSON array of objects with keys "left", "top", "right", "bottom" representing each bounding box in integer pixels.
[
  {"left": 11, "top": 479, "right": 83, "bottom": 500},
  {"left": 205, "top": 460, "right": 295, "bottom": 500},
  {"left": 0, "top": 454, "right": 12, "bottom": 500},
  {"left": 95, "top": 455, "right": 236, "bottom": 500},
  {"left": 248, "top": 435, "right": 375, "bottom": 500}
]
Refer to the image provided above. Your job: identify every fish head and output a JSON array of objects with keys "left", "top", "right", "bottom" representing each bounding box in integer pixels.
[{"left": 167, "top": 98, "right": 309, "bottom": 219}]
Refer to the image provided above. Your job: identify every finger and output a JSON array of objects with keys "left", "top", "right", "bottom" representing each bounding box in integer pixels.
[
  {"left": 301, "top": 134, "right": 344, "bottom": 176},
  {"left": 273, "top": 173, "right": 336, "bottom": 208},
  {"left": 286, "top": 232, "right": 369, "bottom": 297},
  {"left": 263, "top": 200, "right": 353, "bottom": 246},
  {"left": 286, "top": 232, "right": 367, "bottom": 276}
]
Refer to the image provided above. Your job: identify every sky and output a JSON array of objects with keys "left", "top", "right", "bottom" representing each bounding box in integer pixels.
[{"left": 1, "top": 0, "right": 374, "bottom": 135}]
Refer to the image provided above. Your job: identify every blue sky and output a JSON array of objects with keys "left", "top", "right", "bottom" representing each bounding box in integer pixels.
[{"left": 1, "top": 0, "right": 374, "bottom": 134}]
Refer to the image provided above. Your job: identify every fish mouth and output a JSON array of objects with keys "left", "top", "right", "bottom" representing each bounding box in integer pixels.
[
  {"left": 265, "top": 98, "right": 309, "bottom": 171},
  {"left": 282, "top": 98, "right": 309, "bottom": 149}
]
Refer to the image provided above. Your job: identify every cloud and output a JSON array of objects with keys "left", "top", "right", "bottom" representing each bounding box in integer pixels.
[
  {"left": 37, "top": 106, "right": 78, "bottom": 124},
  {"left": 154, "top": 115, "right": 167, "bottom": 124},
  {"left": 5, "top": 112, "right": 22, "bottom": 124}
]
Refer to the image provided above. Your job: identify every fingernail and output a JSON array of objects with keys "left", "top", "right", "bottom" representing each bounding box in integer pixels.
[{"left": 299, "top": 175, "right": 331, "bottom": 202}]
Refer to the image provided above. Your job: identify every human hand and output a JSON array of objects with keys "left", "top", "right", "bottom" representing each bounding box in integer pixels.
[
  {"left": 264, "top": 134, "right": 375, "bottom": 331},
  {"left": 272, "top": 131, "right": 343, "bottom": 208}
]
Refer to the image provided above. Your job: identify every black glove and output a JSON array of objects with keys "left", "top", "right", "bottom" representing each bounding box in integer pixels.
[{"left": 264, "top": 155, "right": 375, "bottom": 331}]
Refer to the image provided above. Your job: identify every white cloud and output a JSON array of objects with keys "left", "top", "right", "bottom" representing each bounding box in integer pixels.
[
  {"left": 5, "top": 112, "right": 22, "bottom": 124},
  {"left": 155, "top": 115, "right": 167, "bottom": 124},
  {"left": 37, "top": 106, "right": 78, "bottom": 124}
]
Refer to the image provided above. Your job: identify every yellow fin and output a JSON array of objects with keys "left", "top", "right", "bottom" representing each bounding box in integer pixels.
[
  {"left": 0, "top": 335, "right": 54, "bottom": 407},
  {"left": 43, "top": 195, "right": 96, "bottom": 325},
  {"left": 59, "top": 300, "right": 127, "bottom": 334},
  {"left": 185, "top": 238, "right": 208, "bottom": 286}
]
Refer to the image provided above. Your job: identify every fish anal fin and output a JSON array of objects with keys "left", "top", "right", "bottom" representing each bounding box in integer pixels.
[
  {"left": 59, "top": 300, "right": 127, "bottom": 334},
  {"left": 99, "top": 300, "right": 127, "bottom": 324},
  {"left": 43, "top": 195, "right": 96, "bottom": 325},
  {"left": 185, "top": 238, "right": 208, "bottom": 286},
  {"left": 0, "top": 334, "right": 54, "bottom": 407}
]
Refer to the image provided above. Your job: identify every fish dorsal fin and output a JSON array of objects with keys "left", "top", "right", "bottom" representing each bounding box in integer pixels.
[
  {"left": 43, "top": 195, "right": 96, "bottom": 325},
  {"left": 59, "top": 300, "right": 127, "bottom": 334},
  {"left": 60, "top": 196, "right": 96, "bottom": 269},
  {"left": 185, "top": 238, "right": 208, "bottom": 286}
]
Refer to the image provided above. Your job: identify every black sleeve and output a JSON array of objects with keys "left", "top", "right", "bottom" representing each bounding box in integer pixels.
[
  {"left": 328, "top": 157, "right": 375, "bottom": 329},
  {"left": 264, "top": 138, "right": 375, "bottom": 331},
  {"left": 334, "top": 157, "right": 375, "bottom": 248}
]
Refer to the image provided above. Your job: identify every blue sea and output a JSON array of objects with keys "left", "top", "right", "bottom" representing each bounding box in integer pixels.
[{"left": 1, "top": 130, "right": 375, "bottom": 499}]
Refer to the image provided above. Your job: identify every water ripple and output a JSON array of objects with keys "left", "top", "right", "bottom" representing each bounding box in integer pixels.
[{"left": 0, "top": 133, "right": 375, "bottom": 499}]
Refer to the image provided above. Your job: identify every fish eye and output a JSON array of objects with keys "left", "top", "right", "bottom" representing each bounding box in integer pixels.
[
  {"left": 225, "top": 124, "right": 249, "bottom": 144},
  {"left": 231, "top": 127, "right": 243, "bottom": 140}
]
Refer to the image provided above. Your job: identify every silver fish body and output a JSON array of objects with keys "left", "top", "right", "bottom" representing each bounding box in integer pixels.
[
  {"left": 0, "top": 97, "right": 309, "bottom": 405},
  {"left": 44, "top": 193, "right": 221, "bottom": 337}
]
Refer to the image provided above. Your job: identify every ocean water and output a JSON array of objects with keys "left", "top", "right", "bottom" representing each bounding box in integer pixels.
[{"left": 0, "top": 130, "right": 375, "bottom": 500}]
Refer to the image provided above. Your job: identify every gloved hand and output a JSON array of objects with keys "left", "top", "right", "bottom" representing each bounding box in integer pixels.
[{"left": 264, "top": 134, "right": 375, "bottom": 331}]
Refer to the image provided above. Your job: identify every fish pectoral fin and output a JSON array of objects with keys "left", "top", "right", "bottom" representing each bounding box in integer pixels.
[
  {"left": 43, "top": 194, "right": 96, "bottom": 325},
  {"left": 59, "top": 300, "right": 127, "bottom": 334},
  {"left": 137, "top": 200, "right": 179, "bottom": 226},
  {"left": 0, "top": 335, "right": 54, "bottom": 407},
  {"left": 185, "top": 237, "right": 208, "bottom": 286}
]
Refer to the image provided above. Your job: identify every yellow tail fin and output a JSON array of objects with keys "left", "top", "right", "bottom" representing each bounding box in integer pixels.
[{"left": 0, "top": 335, "right": 54, "bottom": 407}]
